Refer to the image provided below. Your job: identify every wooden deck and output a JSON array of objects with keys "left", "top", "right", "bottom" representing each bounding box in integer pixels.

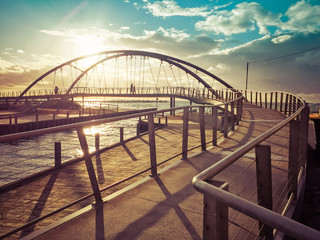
[{"left": 0, "top": 103, "right": 317, "bottom": 239}]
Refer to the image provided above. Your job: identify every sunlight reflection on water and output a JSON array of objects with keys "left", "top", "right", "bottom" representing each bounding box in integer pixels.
[{"left": 0, "top": 100, "right": 183, "bottom": 186}]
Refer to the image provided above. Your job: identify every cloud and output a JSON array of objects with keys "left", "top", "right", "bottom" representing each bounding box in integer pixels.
[
  {"left": 271, "top": 35, "right": 292, "bottom": 44},
  {"left": 195, "top": 2, "right": 281, "bottom": 35},
  {"left": 40, "top": 26, "right": 221, "bottom": 58},
  {"left": 281, "top": 0, "right": 320, "bottom": 33},
  {"left": 143, "top": 0, "right": 211, "bottom": 17}
]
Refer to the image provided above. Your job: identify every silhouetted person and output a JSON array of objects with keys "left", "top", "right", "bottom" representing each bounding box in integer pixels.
[{"left": 55, "top": 86, "right": 59, "bottom": 95}]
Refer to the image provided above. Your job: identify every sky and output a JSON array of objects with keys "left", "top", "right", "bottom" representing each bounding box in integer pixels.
[{"left": 0, "top": 0, "right": 320, "bottom": 102}]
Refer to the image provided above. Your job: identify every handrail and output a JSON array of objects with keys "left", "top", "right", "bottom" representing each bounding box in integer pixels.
[
  {"left": 0, "top": 90, "right": 243, "bottom": 238},
  {"left": 0, "top": 91, "right": 240, "bottom": 143},
  {"left": 192, "top": 92, "right": 320, "bottom": 239}
]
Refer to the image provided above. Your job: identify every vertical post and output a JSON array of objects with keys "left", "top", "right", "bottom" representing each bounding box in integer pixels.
[
  {"left": 284, "top": 94, "right": 289, "bottom": 115},
  {"left": 288, "top": 120, "right": 300, "bottom": 199},
  {"left": 148, "top": 114, "right": 158, "bottom": 177},
  {"left": 299, "top": 104, "right": 309, "bottom": 169},
  {"left": 255, "top": 91, "right": 258, "bottom": 106},
  {"left": 245, "top": 62, "right": 249, "bottom": 90},
  {"left": 255, "top": 145, "right": 273, "bottom": 240},
  {"left": 120, "top": 127, "right": 124, "bottom": 143},
  {"left": 224, "top": 104, "right": 228, "bottom": 138},
  {"left": 230, "top": 101, "right": 235, "bottom": 131},
  {"left": 203, "top": 181, "right": 229, "bottom": 240},
  {"left": 280, "top": 92, "right": 284, "bottom": 113},
  {"left": 182, "top": 108, "right": 189, "bottom": 160},
  {"left": 55, "top": 142, "right": 61, "bottom": 168},
  {"left": 95, "top": 133, "right": 100, "bottom": 150},
  {"left": 212, "top": 106, "right": 218, "bottom": 146},
  {"left": 270, "top": 92, "right": 273, "bottom": 109},
  {"left": 288, "top": 95, "right": 293, "bottom": 116},
  {"left": 275, "top": 92, "right": 278, "bottom": 110},
  {"left": 199, "top": 106, "right": 206, "bottom": 151},
  {"left": 259, "top": 92, "right": 262, "bottom": 107},
  {"left": 77, "top": 128, "right": 102, "bottom": 203},
  {"left": 265, "top": 93, "right": 268, "bottom": 108}
]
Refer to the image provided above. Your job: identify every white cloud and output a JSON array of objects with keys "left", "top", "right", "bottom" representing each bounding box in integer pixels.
[
  {"left": 195, "top": 2, "right": 281, "bottom": 35},
  {"left": 271, "top": 35, "right": 292, "bottom": 44},
  {"left": 39, "top": 26, "right": 219, "bottom": 57},
  {"left": 143, "top": 0, "right": 211, "bottom": 17},
  {"left": 119, "top": 26, "right": 130, "bottom": 31},
  {"left": 281, "top": 0, "right": 320, "bottom": 33}
]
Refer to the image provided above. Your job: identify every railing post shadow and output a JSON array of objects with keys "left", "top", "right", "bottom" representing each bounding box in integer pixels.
[
  {"left": 182, "top": 107, "right": 189, "bottom": 160},
  {"left": 255, "top": 144, "right": 273, "bottom": 240},
  {"left": 148, "top": 114, "right": 158, "bottom": 177},
  {"left": 76, "top": 128, "right": 102, "bottom": 204},
  {"left": 203, "top": 180, "right": 229, "bottom": 240}
]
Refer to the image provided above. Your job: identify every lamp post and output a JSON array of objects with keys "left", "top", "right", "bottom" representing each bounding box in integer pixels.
[{"left": 245, "top": 62, "right": 249, "bottom": 90}]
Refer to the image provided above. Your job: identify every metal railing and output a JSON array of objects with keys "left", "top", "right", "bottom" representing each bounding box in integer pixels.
[
  {"left": 193, "top": 90, "right": 320, "bottom": 240},
  {"left": 0, "top": 90, "right": 242, "bottom": 238}
]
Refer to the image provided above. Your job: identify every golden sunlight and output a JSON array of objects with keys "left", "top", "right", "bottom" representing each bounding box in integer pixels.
[{"left": 73, "top": 35, "right": 106, "bottom": 68}]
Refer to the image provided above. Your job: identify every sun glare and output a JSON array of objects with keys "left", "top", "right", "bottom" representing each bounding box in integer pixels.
[{"left": 73, "top": 35, "right": 106, "bottom": 68}]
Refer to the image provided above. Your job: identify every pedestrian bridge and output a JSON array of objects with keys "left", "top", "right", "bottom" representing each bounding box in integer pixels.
[{"left": 0, "top": 50, "right": 319, "bottom": 239}]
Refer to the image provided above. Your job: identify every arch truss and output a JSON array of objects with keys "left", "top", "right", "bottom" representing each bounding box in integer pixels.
[{"left": 19, "top": 50, "right": 233, "bottom": 98}]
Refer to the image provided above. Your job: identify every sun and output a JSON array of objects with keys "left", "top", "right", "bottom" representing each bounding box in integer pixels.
[
  {"left": 74, "top": 35, "right": 105, "bottom": 55},
  {"left": 72, "top": 35, "right": 106, "bottom": 68}
]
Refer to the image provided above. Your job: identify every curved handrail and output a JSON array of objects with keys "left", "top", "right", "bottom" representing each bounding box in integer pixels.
[{"left": 192, "top": 93, "right": 320, "bottom": 239}]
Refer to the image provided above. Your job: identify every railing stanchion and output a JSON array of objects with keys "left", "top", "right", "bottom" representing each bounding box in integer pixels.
[
  {"left": 284, "top": 94, "right": 289, "bottom": 115},
  {"left": 299, "top": 104, "right": 309, "bottom": 169},
  {"left": 199, "top": 106, "right": 206, "bottom": 151},
  {"left": 120, "top": 127, "right": 124, "bottom": 143},
  {"left": 212, "top": 106, "right": 218, "bottom": 146},
  {"left": 182, "top": 107, "right": 189, "bottom": 160},
  {"left": 203, "top": 181, "right": 229, "bottom": 240},
  {"left": 230, "top": 101, "right": 235, "bottom": 131},
  {"left": 288, "top": 120, "right": 300, "bottom": 199},
  {"left": 148, "top": 114, "right": 158, "bottom": 177},
  {"left": 54, "top": 142, "right": 61, "bottom": 168},
  {"left": 95, "top": 133, "right": 100, "bottom": 150},
  {"left": 255, "top": 144, "right": 273, "bottom": 240},
  {"left": 223, "top": 104, "right": 228, "bottom": 138}
]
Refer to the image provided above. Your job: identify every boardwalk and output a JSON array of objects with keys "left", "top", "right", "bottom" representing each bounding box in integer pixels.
[{"left": 0, "top": 102, "right": 302, "bottom": 239}]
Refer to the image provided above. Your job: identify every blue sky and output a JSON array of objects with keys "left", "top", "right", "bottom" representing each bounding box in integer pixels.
[{"left": 1, "top": 0, "right": 320, "bottom": 101}]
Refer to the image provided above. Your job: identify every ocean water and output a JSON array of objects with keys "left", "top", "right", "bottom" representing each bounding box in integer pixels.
[{"left": 0, "top": 100, "right": 190, "bottom": 186}]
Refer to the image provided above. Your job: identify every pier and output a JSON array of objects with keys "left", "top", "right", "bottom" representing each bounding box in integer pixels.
[
  {"left": 0, "top": 50, "right": 319, "bottom": 239},
  {"left": 0, "top": 96, "right": 319, "bottom": 239}
]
